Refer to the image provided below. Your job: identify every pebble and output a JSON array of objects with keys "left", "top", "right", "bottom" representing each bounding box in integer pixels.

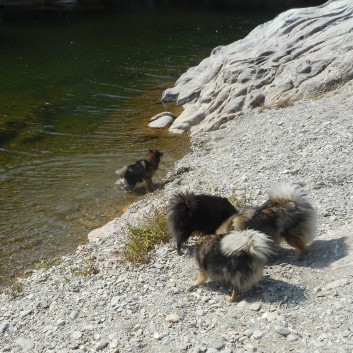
[
  {"left": 70, "top": 310, "right": 79, "bottom": 320},
  {"left": 165, "top": 313, "right": 180, "bottom": 323},
  {"left": 253, "top": 330, "right": 264, "bottom": 339},
  {"left": 72, "top": 331, "right": 83, "bottom": 340},
  {"left": 15, "top": 338, "right": 34, "bottom": 350},
  {"left": 274, "top": 326, "right": 291, "bottom": 336},
  {"left": 249, "top": 303, "right": 261, "bottom": 311}
]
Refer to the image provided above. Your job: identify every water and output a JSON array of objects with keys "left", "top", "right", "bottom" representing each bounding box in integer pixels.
[{"left": 0, "top": 5, "right": 277, "bottom": 286}]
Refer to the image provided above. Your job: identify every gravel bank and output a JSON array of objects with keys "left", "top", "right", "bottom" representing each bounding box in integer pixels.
[{"left": 1, "top": 83, "right": 353, "bottom": 353}]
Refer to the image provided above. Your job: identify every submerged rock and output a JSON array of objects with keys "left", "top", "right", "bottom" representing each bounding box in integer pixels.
[{"left": 163, "top": 0, "right": 353, "bottom": 134}]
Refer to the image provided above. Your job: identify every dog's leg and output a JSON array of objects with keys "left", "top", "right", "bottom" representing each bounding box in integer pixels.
[
  {"left": 225, "top": 288, "right": 238, "bottom": 302},
  {"left": 286, "top": 236, "right": 306, "bottom": 260},
  {"left": 145, "top": 178, "right": 154, "bottom": 191},
  {"left": 188, "top": 270, "right": 207, "bottom": 292}
]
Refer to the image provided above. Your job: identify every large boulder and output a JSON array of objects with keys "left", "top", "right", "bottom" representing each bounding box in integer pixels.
[{"left": 163, "top": 0, "right": 353, "bottom": 134}]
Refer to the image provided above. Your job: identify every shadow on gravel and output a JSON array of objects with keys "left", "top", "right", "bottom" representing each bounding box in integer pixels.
[
  {"left": 195, "top": 276, "right": 306, "bottom": 305},
  {"left": 271, "top": 236, "right": 349, "bottom": 269}
]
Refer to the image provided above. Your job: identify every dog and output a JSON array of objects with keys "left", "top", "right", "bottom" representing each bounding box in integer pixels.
[
  {"left": 168, "top": 192, "right": 238, "bottom": 255},
  {"left": 189, "top": 229, "right": 273, "bottom": 302},
  {"left": 116, "top": 149, "right": 163, "bottom": 190},
  {"left": 216, "top": 183, "right": 317, "bottom": 258}
]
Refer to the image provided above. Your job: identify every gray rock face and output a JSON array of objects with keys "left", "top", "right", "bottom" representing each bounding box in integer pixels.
[{"left": 163, "top": 0, "right": 353, "bottom": 134}]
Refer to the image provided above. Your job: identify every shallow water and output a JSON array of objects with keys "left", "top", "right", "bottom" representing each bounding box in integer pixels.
[{"left": 0, "top": 5, "right": 277, "bottom": 286}]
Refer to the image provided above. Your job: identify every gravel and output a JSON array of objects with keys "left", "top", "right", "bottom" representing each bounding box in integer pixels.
[{"left": 1, "top": 82, "right": 353, "bottom": 353}]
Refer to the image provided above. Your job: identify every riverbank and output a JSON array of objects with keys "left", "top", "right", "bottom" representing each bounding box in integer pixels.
[{"left": 1, "top": 78, "right": 353, "bottom": 352}]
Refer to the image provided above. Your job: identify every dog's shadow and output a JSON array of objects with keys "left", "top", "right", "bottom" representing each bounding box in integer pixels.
[
  {"left": 195, "top": 276, "right": 306, "bottom": 305},
  {"left": 184, "top": 236, "right": 349, "bottom": 305},
  {"left": 271, "top": 236, "right": 349, "bottom": 269}
]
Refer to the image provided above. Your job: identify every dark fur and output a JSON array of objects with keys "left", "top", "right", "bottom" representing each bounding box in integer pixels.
[
  {"left": 217, "top": 183, "right": 317, "bottom": 258},
  {"left": 168, "top": 192, "right": 238, "bottom": 255},
  {"left": 191, "top": 229, "right": 273, "bottom": 302},
  {"left": 116, "top": 149, "right": 163, "bottom": 190}
]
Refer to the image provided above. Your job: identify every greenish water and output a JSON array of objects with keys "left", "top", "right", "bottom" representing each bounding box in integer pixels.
[{"left": 0, "top": 6, "right": 277, "bottom": 286}]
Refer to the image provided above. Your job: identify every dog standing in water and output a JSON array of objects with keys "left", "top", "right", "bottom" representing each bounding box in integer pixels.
[{"left": 116, "top": 149, "right": 164, "bottom": 190}]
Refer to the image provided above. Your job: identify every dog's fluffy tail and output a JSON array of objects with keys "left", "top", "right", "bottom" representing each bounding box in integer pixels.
[
  {"left": 115, "top": 165, "right": 128, "bottom": 177},
  {"left": 268, "top": 183, "right": 317, "bottom": 246},
  {"left": 168, "top": 192, "right": 197, "bottom": 214},
  {"left": 221, "top": 229, "right": 273, "bottom": 261},
  {"left": 268, "top": 183, "right": 309, "bottom": 206}
]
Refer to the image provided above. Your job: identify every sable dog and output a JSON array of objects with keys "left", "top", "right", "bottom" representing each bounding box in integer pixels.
[
  {"left": 168, "top": 192, "right": 238, "bottom": 255},
  {"left": 190, "top": 229, "right": 273, "bottom": 302},
  {"left": 116, "top": 149, "right": 164, "bottom": 190},
  {"left": 217, "top": 183, "right": 317, "bottom": 258}
]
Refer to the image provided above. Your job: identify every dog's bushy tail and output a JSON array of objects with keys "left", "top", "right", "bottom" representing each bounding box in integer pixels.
[
  {"left": 221, "top": 229, "right": 273, "bottom": 261},
  {"left": 268, "top": 183, "right": 317, "bottom": 246},
  {"left": 168, "top": 192, "right": 197, "bottom": 215},
  {"left": 268, "top": 183, "right": 309, "bottom": 206},
  {"left": 115, "top": 165, "right": 128, "bottom": 177}
]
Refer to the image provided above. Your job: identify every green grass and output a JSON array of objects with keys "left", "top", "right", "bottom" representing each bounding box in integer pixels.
[{"left": 123, "top": 208, "right": 169, "bottom": 263}]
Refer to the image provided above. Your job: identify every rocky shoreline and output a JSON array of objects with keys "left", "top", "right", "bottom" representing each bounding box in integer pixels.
[
  {"left": 1, "top": 1, "right": 353, "bottom": 352},
  {"left": 1, "top": 80, "right": 353, "bottom": 353}
]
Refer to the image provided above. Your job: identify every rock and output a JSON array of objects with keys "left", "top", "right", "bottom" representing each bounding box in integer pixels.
[
  {"left": 0, "top": 322, "right": 9, "bottom": 333},
  {"left": 274, "top": 326, "right": 291, "bottom": 336},
  {"left": 163, "top": 0, "right": 353, "bottom": 133},
  {"left": 324, "top": 278, "right": 349, "bottom": 291},
  {"left": 15, "top": 338, "right": 35, "bottom": 350},
  {"left": 19, "top": 309, "right": 33, "bottom": 318},
  {"left": 249, "top": 303, "right": 262, "bottom": 311},
  {"left": 165, "top": 313, "right": 180, "bottom": 323},
  {"left": 70, "top": 310, "right": 79, "bottom": 320},
  {"left": 287, "top": 334, "right": 298, "bottom": 342},
  {"left": 95, "top": 341, "right": 109, "bottom": 351},
  {"left": 148, "top": 113, "right": 176, "bottom": 129},
  {"left": 253, "top": 330, "right": 264, "bottom": 339},
  {"left": 72, "top": 331, "right": 83, "bottom": 340}
]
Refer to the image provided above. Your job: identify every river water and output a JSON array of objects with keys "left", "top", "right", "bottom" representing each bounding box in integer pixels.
[{"left": 0, "top": 5, "right": 277, "bottom": 286}]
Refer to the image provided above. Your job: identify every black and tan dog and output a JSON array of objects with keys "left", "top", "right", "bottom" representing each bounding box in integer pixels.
[
  {"left": 190, "top": 229, "right": 273, "bottom": 302},
  {"left": 116, "top": 149, "right": 164, "bottom": 190},
  {"left": 217, "top": 183, "right": 317, "bottom": 258},
  {"left": 168, "top": 192, "right": 238, "bottom": 255}
]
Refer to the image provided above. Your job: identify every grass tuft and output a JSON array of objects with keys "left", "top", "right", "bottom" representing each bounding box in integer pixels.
[
  {"left": 123, "top": 208, "right": 169, "bottom": 263},
  {"left": 273, "top": 98, "right": 293, "bottom": 109},
  {"left": 229, "top": 188, "right": 253, "bottom": 209},
  {"left": 6, "top": 280, "right": 24, "bottom": 298}
]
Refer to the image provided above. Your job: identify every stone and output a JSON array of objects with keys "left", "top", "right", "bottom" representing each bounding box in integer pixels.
[
  {"left": 324, "top": 278, "right": 349, "bottom": 291},
  {"left": 148, "top": 115, "right": 175, "bottom": 129},
  {"left": 274, "top": 326, "right": 291, "bottom": 336},
  {"left": 253, "top": 330, "right": 264, "bottom": 339},
  {"left": 165, "top": 313, "right": 180, "bottom": 323},
  {"left": 249, "top": 303, "right": 262, "bottom": 311},
  {"left": 163, "top": 1, "right": 353, "bottom": 134},
  {"left": 70, "top": 310, "right": 79, "bottom": 320},
  {"left": 72, "top": 331, "right": 83, "bottom": 340},
  {"left": 95, "top": 341, "right": 109, "bottom": 351},
  {"left": 15, "top": 338, "right": 35, "bottom": 351}
]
